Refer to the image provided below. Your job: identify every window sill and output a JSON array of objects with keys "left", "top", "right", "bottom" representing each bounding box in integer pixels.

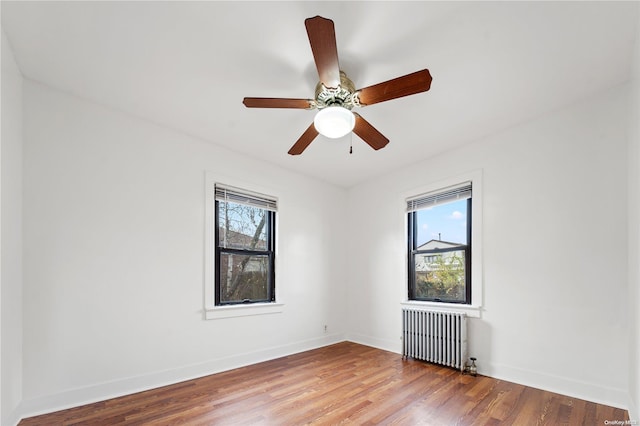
[
  {"left": 205, "top": 302, "right": 284, "bottom": 320},
  {"left": 401, "top": 301, "right": 482, "bottom": 318}
]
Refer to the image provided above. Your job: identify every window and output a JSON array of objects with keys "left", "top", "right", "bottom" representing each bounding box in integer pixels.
[
  {"left": 407, "top": 182, "right": 472, "bottom": 304},
  {"left": 214, "top": 184, "right": 276, "bottom": 306}
]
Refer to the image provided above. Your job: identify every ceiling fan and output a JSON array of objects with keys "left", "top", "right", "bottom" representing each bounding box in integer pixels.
[{"left": 243, "top": 16, "right": 432, "bottom": 155}]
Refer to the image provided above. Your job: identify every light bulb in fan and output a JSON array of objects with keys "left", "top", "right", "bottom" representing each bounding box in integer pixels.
[{"left": 313, "top": 106, "right": 355, "bottom": 139}]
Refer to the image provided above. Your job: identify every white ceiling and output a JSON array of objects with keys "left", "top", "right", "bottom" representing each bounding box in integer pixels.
[{"left": 2, "top": 1, "right": 638, "bottom": 187}]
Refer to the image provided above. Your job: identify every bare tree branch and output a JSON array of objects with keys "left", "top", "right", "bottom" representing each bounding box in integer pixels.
[{"left": 224, "top": 210, "right": 267, "bottom": 300}]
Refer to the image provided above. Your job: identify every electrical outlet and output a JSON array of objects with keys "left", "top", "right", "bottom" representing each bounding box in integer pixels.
[{"left": 324, "top": 325, "right": 328, "bottom": 333}]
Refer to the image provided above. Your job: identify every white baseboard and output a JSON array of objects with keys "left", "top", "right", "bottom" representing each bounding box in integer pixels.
[
  {"left": 346, "top": 332, "right": 401, "bottom": 355},
  {"left": 628, "top": 395, "right": 639, "bottom": 422},
  {"left": 18, "top": 333, "right": 346, "bottom": 422},
  {"left": 2, "top": 405, "right": 23, "bottom": 426},
  {"left": 482, "top": 361, "right": 628, "bottom": 411}
]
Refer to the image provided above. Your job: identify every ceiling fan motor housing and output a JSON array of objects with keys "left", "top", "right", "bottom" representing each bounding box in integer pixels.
[{"left": 314, "top": 71, "right": 360, "bottom": 110}]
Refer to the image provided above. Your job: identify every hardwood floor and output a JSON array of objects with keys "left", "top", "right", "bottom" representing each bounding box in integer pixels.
[{"left": 20, "top": 342, "right": 629, "bottom": 425}]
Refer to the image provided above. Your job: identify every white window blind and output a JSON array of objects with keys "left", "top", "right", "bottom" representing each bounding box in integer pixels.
[
  {"left": 215, "top": 184, "right": 277, "bottom": 212},
  {"left": 407, "top": 182, "right": 472, "bottom": 212}
]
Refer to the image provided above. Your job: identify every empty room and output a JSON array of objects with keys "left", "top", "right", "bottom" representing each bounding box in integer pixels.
[{"left": 2, "top": 1, "right": 640, "bottom": 425}]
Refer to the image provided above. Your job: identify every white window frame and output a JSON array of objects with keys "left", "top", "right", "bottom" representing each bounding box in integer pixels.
[
  {"left": 401, "top": 170, "right": 483, "bottom": 318},
  {"left": 204, "top": 172, "right": 283, "bottom": 320}
]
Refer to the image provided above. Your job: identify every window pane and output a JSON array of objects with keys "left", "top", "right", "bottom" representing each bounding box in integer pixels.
[
  {"left": 414, "top": 250, "right": 466, "bottom": 302},
  {"left": 415, "top": 198, "right": 467, "bottom": 247},
  {"left": 217, "top": 201, "right": 268, "bottom": 250},
  {"left": 219, "top": 252, "right": 270, "bottom": 303}
]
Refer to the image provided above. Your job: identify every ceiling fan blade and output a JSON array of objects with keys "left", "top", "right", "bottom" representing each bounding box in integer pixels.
[
  {"left": 357, "top": 69, "right": 432, "bottom": 106},
  {"left": 243, "top": 97, "right": 313, "bottom": 109},
  {"left": 353, "top": 113, "right": 389, "bottom": 151},
  {"left": 288, "top": 122, "right": 319, "bottom": 155},
  {"left": 305, "top": 16, "right": 341, "bottom": 89}
]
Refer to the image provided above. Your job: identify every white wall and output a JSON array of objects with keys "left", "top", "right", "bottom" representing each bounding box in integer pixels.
[
  {"left": 1, "top": 31, "right": 24, "bottom": 426},
  {"left": 628, "top": 6, "right": 640, "bottom": 422},
  {"left": 347, "top": 84, "right": 630, "bottom": 408},
  {"left": 19, "top": 80, "right": 348, "bottom": 416}
]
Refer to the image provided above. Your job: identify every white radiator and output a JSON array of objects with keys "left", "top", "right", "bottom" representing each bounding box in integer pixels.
[{"left": 402, "top": 308, "right": 468, "bottom": 371}]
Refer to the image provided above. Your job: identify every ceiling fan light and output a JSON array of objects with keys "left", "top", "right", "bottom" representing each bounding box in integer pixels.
[{"left": 314, "top": 106, "right": 355, "bottom": 139}]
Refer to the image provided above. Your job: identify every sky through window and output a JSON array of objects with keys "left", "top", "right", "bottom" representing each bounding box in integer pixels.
[{"left": 416, "top": 198, "right": 468, "bottom": 246}]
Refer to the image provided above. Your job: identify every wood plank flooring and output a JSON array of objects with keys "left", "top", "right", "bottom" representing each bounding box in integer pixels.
[{"left": 20, "top": 342, "right": 629, "bottom": 425}]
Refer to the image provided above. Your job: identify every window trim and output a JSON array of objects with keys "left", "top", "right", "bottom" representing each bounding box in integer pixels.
[
  {"left": 204, "top": 172, "right": 283, "bottom": 320},
  {"left": 402, "top": 170, "right": 483, "bottom": 317}
]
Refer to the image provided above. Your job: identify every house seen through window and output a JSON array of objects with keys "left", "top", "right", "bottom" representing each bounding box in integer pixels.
[
  {"left": 407, "top": 183, "right": 472, "bottom": 304},
  {"left": 215, "top": 185, "right": 276, "bottom": 305}
]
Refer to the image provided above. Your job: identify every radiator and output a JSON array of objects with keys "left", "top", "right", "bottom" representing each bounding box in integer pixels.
[{"left": 402, "top": 308, "right": 468, "bottom": 371}]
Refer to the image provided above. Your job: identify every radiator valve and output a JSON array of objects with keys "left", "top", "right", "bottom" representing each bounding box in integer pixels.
[{"left": 464, "top": 357, "right": 478, "bottom": 376}]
